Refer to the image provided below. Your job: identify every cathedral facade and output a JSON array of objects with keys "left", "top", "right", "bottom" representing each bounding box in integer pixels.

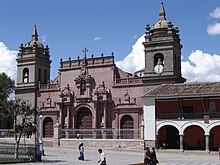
[
  {"left": 15, "top": 2, "right": 185, "bottom": 142},
  {"left": 15, "top": 2, "right": 220, "bottom": 151}
]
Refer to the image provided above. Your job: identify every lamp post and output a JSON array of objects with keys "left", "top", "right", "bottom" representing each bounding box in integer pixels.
[
  {"left": 35, "top": 108, "right": 41, "bottom": 161},
  {"left": 39, "top": 114, "right": 45, "bottom": 156}
]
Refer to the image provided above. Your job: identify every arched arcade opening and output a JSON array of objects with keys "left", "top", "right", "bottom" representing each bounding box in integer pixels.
[
  {"left": 157, "top": 125, "right": 179, "bottom": 149},
  {"left": 183, "top": 125, "right": 205, "bottom": 150},
  {"left": 210, "top": 125, "right": 220, "bottom": 151}
]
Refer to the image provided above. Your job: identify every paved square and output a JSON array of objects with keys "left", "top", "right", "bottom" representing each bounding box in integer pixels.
[{"left": 18, "top": 147, "right": 220, "bottom": 165}]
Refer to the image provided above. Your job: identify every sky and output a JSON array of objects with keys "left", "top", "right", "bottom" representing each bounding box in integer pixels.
[{"left": 0, "top": 0, "right": 220, "bottom": 83}]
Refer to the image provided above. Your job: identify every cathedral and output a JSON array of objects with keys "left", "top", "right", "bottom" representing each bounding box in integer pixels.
[{"left": 15, "top": 2, "right": 220, "bottom": 151}]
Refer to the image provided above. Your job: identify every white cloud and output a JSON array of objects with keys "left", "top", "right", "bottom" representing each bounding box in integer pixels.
[
  {"left": 94, "top": 37, "right": 102, "bottom": 41},
  {"left": 207, "top": 23, "right": 220, "bottom": 35},
  {"left": 40, "top": 35, "right": 47, "bottom": 43},
  {"left": 182, "top": 50, "right": 220, "bottom": 82},
  {"left": 115, "top": 34, "right": 145, "bottom": 73},
  {"left": 0, "top": 42, "right": 17, "bottom": 81},
  {"left": 116, "top": 35, "right": 220, "bottom": 82},
  {"left": 210, "top": 7, "right": 220, "bottom": 19},
  {"left": 207, "top": 7, "right": 220, "bottom": 35}
]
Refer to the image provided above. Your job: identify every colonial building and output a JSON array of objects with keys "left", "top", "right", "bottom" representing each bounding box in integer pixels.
[{"left": 15, "top": 2, "right": 220, "bottom": 151}]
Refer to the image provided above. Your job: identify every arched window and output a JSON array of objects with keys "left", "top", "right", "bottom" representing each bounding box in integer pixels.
[
  {"left": 80, "top": 80, "right": 86, "bottom": 95},
  {"left": 209, "top": 102, "right": 216, "bottom": 113},
  {"left": 38, "top": 68, "right": 41, "bottom": 82},
  {"left": 44, "top": 69, "right": 47, "bottom": 84},
  {"left": 23, "top": 68, "right": 29, "bottom": 83},
  {"left": 154, "top": 53, "right": 164, "bottom": 67}
]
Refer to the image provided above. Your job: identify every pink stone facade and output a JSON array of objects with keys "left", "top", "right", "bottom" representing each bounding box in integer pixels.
[{"left": 37, "top": 53, "right": 144, "bottom": 138}]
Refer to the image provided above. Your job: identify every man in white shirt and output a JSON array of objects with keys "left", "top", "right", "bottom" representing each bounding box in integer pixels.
[{"left": 98, "top": 149, "right": 107, "bottom": 165}]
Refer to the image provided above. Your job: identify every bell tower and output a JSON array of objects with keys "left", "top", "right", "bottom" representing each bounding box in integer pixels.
[
  {"left": 142, "top": 2, "right": 186, "bottom": 89},
  {"left": 15, "top": 25, "right": 51, "bottom": 107}
]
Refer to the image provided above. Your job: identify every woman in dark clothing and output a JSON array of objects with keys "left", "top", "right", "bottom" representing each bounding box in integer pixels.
[
  {"left": 144, "top": 147, "right": 152, "bottom": 165},
  {"left": 78, "top": 143, "right": 84, "bottom": 161},
  {"left": 151, "top": 147, "right": 159, "bottom": 165}
]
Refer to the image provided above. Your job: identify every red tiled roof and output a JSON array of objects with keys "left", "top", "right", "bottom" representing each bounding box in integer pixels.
[{"left": 143, "top": 82, "right": 220, "bottom": 98}]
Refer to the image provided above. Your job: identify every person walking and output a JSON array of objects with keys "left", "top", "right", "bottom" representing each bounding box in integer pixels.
[
  {"left": 98, "top": 148, "right": 107, "bottom": 165},
  {"left": 144, "top": 147, "right": 152, "bottom": 165},
  {"left": 78, "top": 143, "right": 84, "bottom": 161},
  {"left": 151, "top": 147, "right": 159, "bottom": 165}
]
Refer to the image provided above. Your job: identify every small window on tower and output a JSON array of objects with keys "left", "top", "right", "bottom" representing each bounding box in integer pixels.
[
  {"left": 80, "top": 80, "right": 86, "bottom": 95},
  {"left": 38, "top": 68, "right": 41, "bottom": 83},
  {"left": 44, "top": 69, "right": 47, "bottom": 84},
  {"left": 23, "top": 68, "right": 29, "bottom": 83},
  {"left": 154, "top": 53, "right": 164, "bottom": 66}
]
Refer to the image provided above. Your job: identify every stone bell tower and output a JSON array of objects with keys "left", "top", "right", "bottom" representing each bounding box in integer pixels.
[
  {"left": 15, "top": 25, "right": 51, "bottom": 108},
  {"left": 142, "top": 2, "right": 186, "bottom": 90}
]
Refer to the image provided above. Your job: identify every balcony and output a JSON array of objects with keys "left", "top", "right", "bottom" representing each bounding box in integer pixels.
[{"left": 157, "top": 112, "right": 220, "bottom": 120}]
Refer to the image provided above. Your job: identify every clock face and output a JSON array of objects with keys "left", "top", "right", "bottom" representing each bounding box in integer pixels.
[
  {"left": 24, "top": 77, "right": 28, "bottom": 83},
  {"left": 154, "top": 65, "right": 164, "bottom": 74}
]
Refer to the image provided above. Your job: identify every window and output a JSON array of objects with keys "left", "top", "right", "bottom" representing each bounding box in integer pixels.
[
  {"left": 23, "top": 68, "right": 29, "bottom": 83},
  {"left": 44, "top": 69, "right": 47, "bottom": 84},
  {"left": 209, "top": 102, "right": 216, "bottom": 113},
  {"left": 154, "top": 53, "right": 164, "bottom": 67},
  {"left": 38, "top": 68, "right": 41, "bottom": 82},
  {"left": 80, "top": 80, "right": 86, "bottom": 95}
]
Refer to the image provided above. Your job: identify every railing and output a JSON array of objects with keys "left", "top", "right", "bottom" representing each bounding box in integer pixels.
[
  {"left": 0, "top": 143, "right": 36, "bottom": 161},
  {"left": 157, "top": 112, "right": 220, "bottom": 119},
  {"left": 114, "top": 78, "right": 142, "bottom": 85},
  {"left": 61, "top": 129, "right": 141, "bottom": 139},
  {"left": 0, "top": 129, "right": 13, "bottom": 138}
]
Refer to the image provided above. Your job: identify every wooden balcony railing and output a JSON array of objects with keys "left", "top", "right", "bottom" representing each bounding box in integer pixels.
[{"left": 157, "top": 112, "right": 220, "bottom": 119}]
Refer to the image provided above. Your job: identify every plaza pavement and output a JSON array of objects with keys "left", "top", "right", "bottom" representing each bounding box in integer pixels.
[{"left": 17, "top": 147, "right": 220, "bottom": 165}]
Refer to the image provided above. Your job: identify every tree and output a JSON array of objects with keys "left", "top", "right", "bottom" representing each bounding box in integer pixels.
[
  {"left": 0, "top": 72, "right": 14, "bottom": 100},
  {"left": 2, "top": 99, "right": 36, "bottom": 158},
  {"left": 0, "top": 72, "right": 36, "bottom": 158}
]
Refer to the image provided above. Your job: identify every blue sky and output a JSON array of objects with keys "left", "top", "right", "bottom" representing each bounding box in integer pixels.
[{"left": 0, "top": 0, "right": 220, "bottom": 82}]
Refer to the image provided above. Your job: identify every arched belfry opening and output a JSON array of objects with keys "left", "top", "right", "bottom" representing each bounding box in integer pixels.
[
  {"left": 154, "top": 53, "right": 164, "bottom": 67},
  {"left": 23, "top": 67, "right": 29, "bottom": 83}
]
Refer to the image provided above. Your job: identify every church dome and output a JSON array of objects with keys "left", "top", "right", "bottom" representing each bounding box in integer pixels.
[
  {"left": 152, "top": 2, "right": 169, "bottom": 29},
  {"left": 24, "top": 24, "right": 44, "bottom": 48},
  {"left": 153, "top": 19, "right": 169, "bottom": 29}
]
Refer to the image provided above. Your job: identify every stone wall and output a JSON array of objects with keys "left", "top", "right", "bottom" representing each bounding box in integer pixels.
[{"left": 60, "top": 139, "right": 144, "bottom": 151}]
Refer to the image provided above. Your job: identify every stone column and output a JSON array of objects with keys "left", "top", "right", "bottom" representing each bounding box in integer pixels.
[
  {"left": 92, "top": 106, "right": 97, "bottom": 138},
  {"left": 103, "top": 105, "right": 107, "bottom": 128},
  {"left": 114, "top": 110, "right": 119, "bottom": 139},
  {"left": 53, "top": 121, "right": 61, "bottom": 146},
  {"left": 205, "top": 134, "right": 210, "bottom": 152},
  {"left": 179, "top": 134, "right": 183, "bottom": 151},
  {"left": 66, "top": 106, "right": 70, "bottom": 128},
  {"left": 39, "top": 115, "right": 44, "bottom": 155},
  {"left": 140, "top": 120, "right": 144, "bottom": 140}
]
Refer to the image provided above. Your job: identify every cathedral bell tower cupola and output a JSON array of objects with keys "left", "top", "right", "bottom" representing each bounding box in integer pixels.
[
  {"left": 15, "top": 25, "right": 51, "bottom": 107},
  {"left": 142, "top": 2, "right": 186, "bottom": 86},
  {"left": 16, "top": 24, "right": 51, "bottom": 86}
]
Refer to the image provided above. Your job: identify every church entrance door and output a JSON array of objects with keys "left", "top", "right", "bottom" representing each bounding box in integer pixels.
[
  {"left": 76, "top": 107, "right": 92, "bottom": 138},
  {"left": 120, "top": 115, "right": 134, "bottom": 139},
  {"left": 43, "top": 117, "right": 53, "bottom": 138},
  {"left": 77, "top": 107, "right": 92, "bottom": 129}
]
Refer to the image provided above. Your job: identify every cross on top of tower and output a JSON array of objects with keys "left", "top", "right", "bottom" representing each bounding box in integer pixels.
[
  {"left": 82, "top": 47, "right": 88, "bottom": 66},
  {"left": 82, "top": 47, "right": 88, "bottom": 58}
]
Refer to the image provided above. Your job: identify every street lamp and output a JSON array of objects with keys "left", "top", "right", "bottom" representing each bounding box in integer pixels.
[
  {"left": 35, "top": 108, "right": 41, "bottom": 161},
  {"left": 39, "top": 114, "right": 45, "bottom": 156}
]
